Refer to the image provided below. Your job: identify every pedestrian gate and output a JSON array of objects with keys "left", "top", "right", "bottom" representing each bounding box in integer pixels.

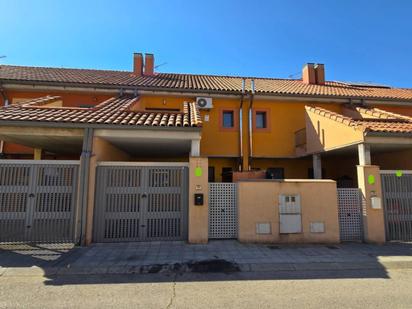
[
  {"left": 381, "top": 171, "right": 412, "bottom": 241},
  {"left": 337, "top": 188, "right": 363, "bottom": 242},
  {"left": 0, "top": 161, "right": 79, "bottom": 243},
  {"left": 93, "top": 164, "right": 188, "bottom": 242},
  {"left": 208, "top": 183, "right": 238, "bottom": 239}
]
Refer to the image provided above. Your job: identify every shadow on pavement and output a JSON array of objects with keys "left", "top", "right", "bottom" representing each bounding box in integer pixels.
[
  {"left": 1, "top": 241, "right": 412, "bottom": 285},
  {"left": 43, "top": 268, "right": 394, "bottom": 286},
  {"left": 0, "top": 243, "right": 84, "bottom": 268}
]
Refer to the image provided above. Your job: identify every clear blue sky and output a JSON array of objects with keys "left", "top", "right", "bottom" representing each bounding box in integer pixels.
[{"left": 1, "top": 0, "right": 411, "bottom": 87}]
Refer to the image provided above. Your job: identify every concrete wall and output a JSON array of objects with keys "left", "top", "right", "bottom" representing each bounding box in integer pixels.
[
  {"left": 85, "top": 136, "right": 132, "bottom": 245},
  {"left": 188, "top": 157, "right": 209, "bottom": 243},
  {"left": 238, "top": 180, "right": 340, "bottom": 244}
]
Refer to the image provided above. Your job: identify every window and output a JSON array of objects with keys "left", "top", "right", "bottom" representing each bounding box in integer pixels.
[
  {"left": 208, "top": 166, "right": 215, "bottom": 182},
  {"left": 219, "top": 109, "right": 238, "bottom": 131},
  {"left": 222, "top": 111, "right": 234, "bottom": 128},
  {"left": 221, "top": 167, "right": 233, "bottom": 182},
  {"left": 256, "top": 111, "right": 267, "bottom": 129}
]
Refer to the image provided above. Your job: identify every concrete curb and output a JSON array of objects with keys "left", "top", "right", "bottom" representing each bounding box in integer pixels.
[{"left": 2, "top": 260, "right": 412, "bottom": 277}]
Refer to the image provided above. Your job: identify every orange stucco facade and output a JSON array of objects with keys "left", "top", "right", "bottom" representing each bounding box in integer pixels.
[
  {"left": 3, "top": 70, "right": 412, "bottom": 246},
  {"left": 2, "top": 87, "right": 412, "bottom": 184}
]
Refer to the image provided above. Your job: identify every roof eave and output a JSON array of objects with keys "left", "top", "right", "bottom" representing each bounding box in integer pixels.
[
  {"left": 0, "top": 79, "right": 243, "bottom": 96},
  {"left": 0, "top": 119, "right": 202, "bottom": 131},
  {"left": 365, "top": 131, "right": 412, "bottom": 138},
  {"left": 2, "top": 79, "right": 412, "bottom": 105}
]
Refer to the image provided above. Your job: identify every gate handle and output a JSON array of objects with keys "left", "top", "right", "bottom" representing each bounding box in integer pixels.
[
  {"left": 29, "top": 193, "right": 35, "bottom": 198},
  {"left": 142, "top": 193, "right": 147, "bottom": 198}
]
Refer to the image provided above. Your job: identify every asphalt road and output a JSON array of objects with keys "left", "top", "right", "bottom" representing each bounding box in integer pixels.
[{"left": 1, "top": 269, "right": 412, "bottom": 309}]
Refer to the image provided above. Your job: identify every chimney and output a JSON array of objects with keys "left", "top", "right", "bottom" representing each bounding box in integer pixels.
[
  {"left": 133, "top": 53, "right": 143, "bottom": 76},
  {"left": 302, "top": 63, "right": 325, "bottom": 85},
  {"left": 302, "top": 63, "right": 316, "bottom": 84},
  {"left": 314, "top": 64, "right": 325, "bottom": 85},
  {"left": 144, "top": 53, "right": 154, "bottom": 76}
]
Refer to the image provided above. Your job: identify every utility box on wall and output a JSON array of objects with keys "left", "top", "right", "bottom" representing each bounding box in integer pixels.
[{"left": 279, "top": 194, "right": 302, "bottom": 234}]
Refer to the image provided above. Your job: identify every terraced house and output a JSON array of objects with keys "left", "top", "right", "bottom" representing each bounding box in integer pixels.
[{"left": 1, "top": 53, "right": 412, "bottom": 246}]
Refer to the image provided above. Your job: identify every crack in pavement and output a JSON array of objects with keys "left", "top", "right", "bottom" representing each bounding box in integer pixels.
[{"left": 166, "top": 274, "right": 177, "bottom": 309}]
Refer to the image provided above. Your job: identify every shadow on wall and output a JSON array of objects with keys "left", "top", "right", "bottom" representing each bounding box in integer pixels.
[
  {"left": 305, "top": 115, "right": 326, "bottom": 154},
  {"left": 2, "top": 241, "right": 412, "bottom": 285}
]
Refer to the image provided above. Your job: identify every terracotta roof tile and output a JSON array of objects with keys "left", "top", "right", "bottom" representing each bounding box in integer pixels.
[
  {"left": 356, "top": 107, "right": 412, "bottom": 122},
  {"left": 1, "top": 65, "right": 412, "bottom": 101},
  {"left": 306, "top": 105, "right": 412, "bottom": 134},
  {"left": 0, "top": 96, "right": 202, "bottom": 128}
]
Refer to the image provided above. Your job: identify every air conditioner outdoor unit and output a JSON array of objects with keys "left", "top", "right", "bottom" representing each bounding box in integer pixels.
[{"left": 196, "top": 97, "right": 213, "bottom": 109}]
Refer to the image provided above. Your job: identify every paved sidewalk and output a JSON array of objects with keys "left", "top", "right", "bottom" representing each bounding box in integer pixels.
[{"left": 1, "top": 241, "right": 412, "bottom": 276}]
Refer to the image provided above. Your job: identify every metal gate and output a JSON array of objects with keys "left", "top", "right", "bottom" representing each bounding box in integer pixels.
[
  {"left": 337, "top": 188, "right": 363, "bottom": 241},
  {"left": 208, "top": 183, "right": 238, "bottom": 239},
  {"left": 93, "top": 164, "right": 188, "bottom": 242},
  {"left": 381, "top": 171, "right": 412, "bottom": 241},
  {"left": 0, "top": 160, "right": 79, "bottom": 243}
]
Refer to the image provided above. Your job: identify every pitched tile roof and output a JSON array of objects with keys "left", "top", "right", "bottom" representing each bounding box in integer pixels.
[
  {"left": 14, "top": 95, "right": 62, "bottom": 107},
  {"left": 306, "top": 106, "right": 412, "bottom": 134},
  {"left": 355, "top": 106, "right": 412, "bottom": 122},
  {"left": 1, "top": 65, "right": 412, "bottom": 102},
  {"left": 0, "top": 95, "right": 202, "bottom": 128}
]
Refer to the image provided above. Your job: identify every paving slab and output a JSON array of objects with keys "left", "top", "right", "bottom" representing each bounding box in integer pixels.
[{"left": 1, "top": 241, "right": 412, "bottom": 276}]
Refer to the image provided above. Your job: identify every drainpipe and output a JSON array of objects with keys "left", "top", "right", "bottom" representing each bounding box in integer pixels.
[
  {"left": 0, "top": 86, "right": 9, "bottom": 156},
  {"left": 239, "top": 79, "right": 245, "bottom": 171},
  {"left": 248, "top": 79, "right": 255, "bottom": 170},
  {"left": 78, "top": 128, "right": 93, "bottom": 246}
]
